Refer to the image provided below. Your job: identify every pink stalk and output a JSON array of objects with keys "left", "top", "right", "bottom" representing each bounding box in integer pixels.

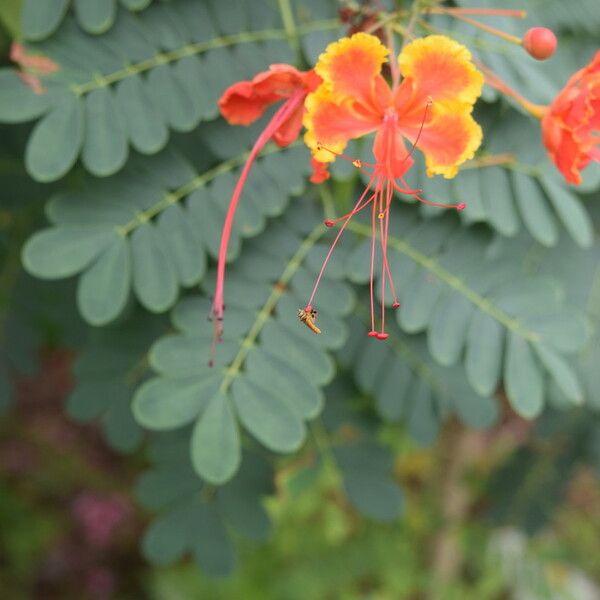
[{"left": 210, "top": 89, "right": 306, "bottom": 365}]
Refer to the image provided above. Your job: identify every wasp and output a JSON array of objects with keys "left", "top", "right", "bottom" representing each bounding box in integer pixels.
[{"left": 298, "top": 306, "right": 321, "bottom": 334}]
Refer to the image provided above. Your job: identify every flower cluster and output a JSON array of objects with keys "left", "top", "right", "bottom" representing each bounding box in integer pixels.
[{"left": 210, "top": 7, "right": 595, "bottom": 351}]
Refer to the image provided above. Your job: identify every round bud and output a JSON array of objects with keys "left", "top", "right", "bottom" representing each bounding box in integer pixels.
[{"left": 523, "top": 27, "right": 557, "bottom": 60}]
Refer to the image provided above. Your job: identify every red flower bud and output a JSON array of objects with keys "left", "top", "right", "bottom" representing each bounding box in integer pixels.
[{"left": 523, "top": 27, "right": 557, "bottom": 61}]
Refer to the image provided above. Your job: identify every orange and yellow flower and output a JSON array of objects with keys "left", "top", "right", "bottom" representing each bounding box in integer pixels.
[
  {"left": 541, "top": 51, "right": 600, "bottom": 185},
  {"left": 305, "top": 33, "right": 483, "bottom": 179},
  {"left": 302, "top": 33, "right": 484, "bottom": 339}
]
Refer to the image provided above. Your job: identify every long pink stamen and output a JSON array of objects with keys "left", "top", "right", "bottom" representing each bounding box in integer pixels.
[
  {"left": 368, "top": 195, "right": 378, "bottom": 336},
  {"left": 381, "top": 182, "right": 399, "bottom": 305},
  {"left": 210, "top": 89, "right": 305, "bottom": 365}
]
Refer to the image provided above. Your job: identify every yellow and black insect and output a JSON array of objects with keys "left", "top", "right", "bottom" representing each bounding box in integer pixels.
[{"left": 297, "top": 306, "right": 321, "bottom": 334}]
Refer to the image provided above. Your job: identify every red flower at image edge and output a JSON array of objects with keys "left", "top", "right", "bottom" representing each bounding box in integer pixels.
[{"left": 541, "top": 51, "right": 600, "bottom": 185}]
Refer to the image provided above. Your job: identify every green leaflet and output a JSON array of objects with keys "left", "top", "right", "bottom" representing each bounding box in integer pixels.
[
  {"left": 76, "top": 235, "right": 131, "bottom": 325},
  {"left": 333, "top": 440, "right": 403, "bottom": 522},
  {"left": 22, "top": 0, "right": 70, "bottom": 40},
  {"left": 190, "top": 392, "right": 241, "bottom": 485},
  {"left": 81, "top": 87, "right": 128, "bottom": 176},
  {"left": 25, "top": 93, "right": 84, "bottom": 182},
  {"left": 74, "top": 0, "right": 116, "bottom": 34},
  {"left": 0, "top": 69, "right": 52, "bottom": 123}
]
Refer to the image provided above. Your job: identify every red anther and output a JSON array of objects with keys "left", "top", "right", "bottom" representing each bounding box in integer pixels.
[
  {"left": 368, "top": 331, "right": 379, "bottom": 337},
  {"left": 324, "top": 219, "right": 334, "bottom": 227},
  {"left": 392, "top": 302, "right": 400, "bottom": 309},
  {"left": 376, "top": 332, "right": 389, "bottom": 340},
  {"left": 457, "top": 203, "right": 466, "bottom": 211},
  {"left": 523, "top": 27, "right": 557, "bottom": 61},
  {"left": 305, "top": 304, "right": 313, "bottom": 312},
  {"left": 208, "top": 359, "right": 214, "bottom": 368}
]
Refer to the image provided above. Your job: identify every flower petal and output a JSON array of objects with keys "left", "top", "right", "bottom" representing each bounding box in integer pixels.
[
  {"left": 219, "top": 64, "right": 309, "bottom": 126},
  {"left": 404, "top": 105, "right": 483, "bottom": 178},
  {"left": 398, "top": 35, "right": 483, "bottom": 107},
  {"left": 310, "top": 157, "right": 331, "bottom": 183},
  {"left": 272, "top": 102, "right": 304, "bottom": 147},
  {"left": 315, "top": 32, "right": 389, "bottom": 108},
  {"left": 304, "top": 84, "right": 380, "bottom": 162},
  {"left": 373, "top": 120, "right": 414, "bottom": 179},
  {"left": 541, "top": 51, "right": 600, "bottom": 184}
]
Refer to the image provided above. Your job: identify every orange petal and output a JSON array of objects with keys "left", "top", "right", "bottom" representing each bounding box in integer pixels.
[
  {"left": 404, "top": 105, "right": 483, "bottom": 178},
  {"left": 373, "top": 121, "right": 414, "bottom": 179},
  {"left": 310, "top": 157, "right": 331, "bottom": 183},
  {"left": 304, "top": 84, "right": 381, "bottom": 162},
  {"left": 398, "top": 35, "right": 483, "bottom": 107},
  {"left": 272, "top": 103, "right": 304, "bottom": 147},
  {"left": 315, "top": 32, "right": 389, "bottom": 108},
  {"left": 219, "top": 64, "right": 308, "bottom": 126}
]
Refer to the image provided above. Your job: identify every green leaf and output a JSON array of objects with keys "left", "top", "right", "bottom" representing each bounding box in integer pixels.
[
  {"left": 22, "top": 0, "right": 70, "bottom": 40},
  {"left": 540, "top": 176, "right": 594, "bottom": 249},
  {"left": 428, "top": 293, "right": 473, "bottom": 366},
  {"left": 375, "top": 359, "right": 411, "bottom": 422},
  {"left": 480, "top": 167, "right": 519, "bottom": 237},
  {"left": 190, "top": 393, "right": 240, "bottom": 484},
  {"left": 504, "top": 332, "right": 544, "bottom": 418},
  {"left": 25, "top": 94, "right": 84, "bottom": 182},
  {"left": 465, "top": 312, "right": 504, "bottom": 397},
  {"left": 157, "top": 205, "right": 206, "bottom": 287},
  {"left": 0, "top": 69, "right": 51, "bottom": 123},
  {"left": 131, "top": 223, "right": 178, "bottom": 312},
  {"left": 116, "top": 74, "right": 168, "bottom": 155},
  {"left": 534, "top": 343, "right": 584, "bottom": 405},
  {"left": 191, "top": 503, "right": 235, "bottom": 577},
  {"left": 22, "top": 226, "right": 115, "bottom": 279},
  {"left": 82, "top": 87, "right": 129, "bottom": 177},
  {"left": 136, "top": 463, "right": 202, "bottom": 510},
  {"left": 406, "top": 379, "right": 439, "bottom": 446},
  {"left": 216, "top": 454, "right": 272, "bottom": 541},
  {"left": 232, "top": 378, "right": 306, "bottom": 453},
  {"left": 399, "top": 269, "right": 444, "bottom": 333},
  {"left": 120, "top": 0, "right": 151, "bottom": 10},
  {"left": 133, "top": 375, "right": 219, "bottom": 430},
  {"left": 76, "top": 235, "right": 130, "bottom": 325},
  {"left": 67, "top": 380, "right": 123, "bottom": 421},
  {"left": 142, "top": 500, "right": 195, "bottom": 565},
  {"left": 453, "top": 388, "right": 499, "bottom": 430},
  {"left": 103, "top": 393, "right": 143, "bottom": 452},
  {"left": 74, "top": 0, "right": 116, "bottom": 34},
  {"left": 146, "top": 64, "right": 199, "bottom": 133},
  {"left": 245, "top": 348, "right": 323, "bottom": 420},
  {"left": 343, "top": 472, "right": 403, "bottom": 522},
  {"left": 512, "top": 171, "right": 558, "bottom": 246}
]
